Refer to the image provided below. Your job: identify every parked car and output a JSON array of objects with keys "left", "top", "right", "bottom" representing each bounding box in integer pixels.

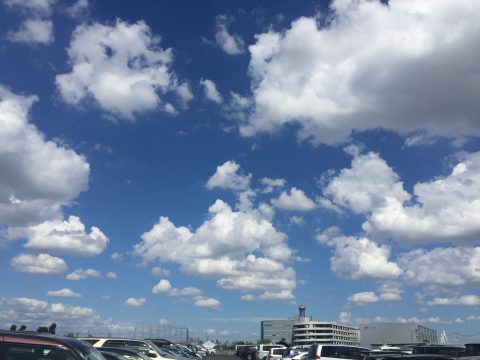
[
  {"left": 306, "top": 344, "right": 371, "bottom": 360},
  {"left": 100, "top": 351, "right": 129, "bottom": 360},
  {"left": 237, "top": 345, "right": 257, "bottom": 360},
  {"left": 78, "top": 337, "right": 176, "bottom": 360},
  {"left": 412, "top": 346, "right": 464, "bottom": 357},
  {"left": 257, "top": 345, "right": 286, "bottom": 360},
  {"left": 464, "top": 344, "right": 480, "bottom": 356},
  {"left": 0, "top": 329, "right": 105, "bottom": 360},
  {"left": 267, "top": 347, "right": 287, "bottom": 360},
  {"left": 282, "top": 346, "right": 310, "bottom": 360},
  {"left": 99, "top": 347, "right": 152, "bottom": 360}
]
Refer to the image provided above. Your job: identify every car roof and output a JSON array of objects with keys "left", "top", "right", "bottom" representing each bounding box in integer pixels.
[{"left": 1, "top": 330, "right": 94, "bottom": 351}]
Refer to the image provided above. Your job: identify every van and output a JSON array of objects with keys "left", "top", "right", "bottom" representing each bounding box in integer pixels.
[
  {"left": 257, "top": 344, "right": 285, "bottom": 360},
  {"left": 307, "top": 344, "right": 370, "bottom": 360}
]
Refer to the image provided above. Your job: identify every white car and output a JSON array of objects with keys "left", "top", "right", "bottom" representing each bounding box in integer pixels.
[
  {"left": 78, "top": 337, "right": 178, "bottom": 360},
  {"left": 306, "top": 344, "right": 371, "bottom": 360},
  {"left": 256, "top": 345, "right": 286, "bottom": 360},
  {"left": 267, "top": 347, "right": 287, "bottom": 360}
]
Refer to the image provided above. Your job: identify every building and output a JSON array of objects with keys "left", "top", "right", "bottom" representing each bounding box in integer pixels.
[
  {"left": 292, "top": 321, "right": 360, "bottom": 346},
  {"left": 360, "top": 323, "right": 439, "bottom": 348},
  {"left": 261, "top": 305, "right": 312, "bottom": 344}
]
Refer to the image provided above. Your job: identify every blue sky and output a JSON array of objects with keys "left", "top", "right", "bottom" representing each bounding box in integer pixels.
[{"left": 1, "top": 0, "right": 480, "bottom": 343}]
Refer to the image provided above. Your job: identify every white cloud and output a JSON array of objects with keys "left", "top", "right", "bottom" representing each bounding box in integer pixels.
[
  {"left": 11, "top": 253, "right": 67, "bottom": 274},
  {"left": 111, "top": 252, "right": 123, "bottom": 262},
  {"left": 20, "top": 216, "right": 108, "bottom": 256},
  {"left": 7, "top": 19, "right": 53, "bottom": 45},
  {"left": 399, "top": 247, "right": 480, "bottom": 287},
  {"left": 135, "top": 199, "right": 296, "bottom": 299},
  {"left": 176, "top": 82, "right": 194, "bottom": 107},
  {"left": 0, "top": 86, "right": 89, "bottom": 228},
  {"left": 271, "top": 187, "right": 316, "bottom": 211},
  {"left": 66, "top": 268, "right": 101, "bottom": 280},
  {"left": 260, "top": 177, "right": 286, "bottom": 193},
  {"left": 239, "top": 0, "right": 480, "bottom": 145},
  {"left": 4, "top": 0, "right": 55, "bottom": 15},
  {"left": 124, "top": 297, "right": 146, "bottom": 307},
  {"left": 152, "top": 279, "right": 173, "bottom": 294},
  {"left": 339, "top": 312, "right": 351, "bottom": 324},
  {"left": 56, "top": 20, "right": 183, "bottom": 120},
  {"left": 427, "top": 295, "right": 480, "bottom": 306},
  {"left": 241, "top": 294, "right": 255, "bottom": 301},
  {"left": 159, "top": 318, "right": 169, "bottom": 325},
  {"left": 258, "top": 290, "right": 294, "bottom": 301},
  {"left": 106, "top": 272, "right": 117, "bottom": 279},
  {"left": 65, "top": 0, "right": 89, "bottom": 19},
  {"left": 365, "top": 152, "right": 480, "bottom": 244},
  {"left": 317, "top": 229, "right": 402, "bottom": 281},
  {"left": 151, "top": 266, "right": 170, "bottom": 277},
  {"left": 152, "top": 279, "right": 201, "bottom": 297},
  {"left": 206, "top": 161, "right": 251, "bottom": 191},
  {"left": 324, "top": 151, "right": 480, "bottom": 246},
  {"left": 214, "top": 15, "right": 245, "bottom": 55},
  {"left": 348, "top": 292, "right": 379, "bottom": 304},
  {"left": 200, "top": 78, "right": 223, "bottom": 104},
  {"left": 47, "top": 288, "right": 81, "bottom": 298},
  {"left": 323, "top": 152, "right": 409, "bottom": 214},
  {"left": 194, "top": 297, "right": 221, "bottom": 309},
  {"left": 0, "top": 296, "right": 112, "bottom": 335},
  {"left": 378, "top": 282, "right": 402, "bottom": 301}
]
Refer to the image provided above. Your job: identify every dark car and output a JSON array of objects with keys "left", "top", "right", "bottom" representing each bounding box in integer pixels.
[
  {"left": 100, "top": 351, "right": 128, "bottom": 360},
  {"left": 0, "top": 329, "right": 105, "bottom": 360},
  {"left": 412, "top": 346, "right": 464, "bottom": 357}
]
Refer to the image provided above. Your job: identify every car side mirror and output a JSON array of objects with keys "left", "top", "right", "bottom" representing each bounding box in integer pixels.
[{"left": 148, "top": 350, "right": 158, "bottom": 357}]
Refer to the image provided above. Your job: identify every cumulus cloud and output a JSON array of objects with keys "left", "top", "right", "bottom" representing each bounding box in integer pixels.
[
  {"left": 135, "top": 199, "right": 296, "bottom": 299},
  {"left": 151, "top": 266, "right": 170, "bottom": 277},
  {"left": 106, "top": 272, "right": 117, "bottom": 279},
  {"left": 238, "top": 0, "right": 480, "bottom": 145},
  {"left": 56, "top": 20, "right": 184, "bottom": 120},
  {"left": 4, "top": 0, "right": 55, "bottom": 15},
  {"left": 241, "top": 294, "right": 255, "bottom": 301},
  {"left": 66, "top": 268, "right": 101, "bottom": 280},
  {"left": 427, "top": 295, "right": 480, "bottom": 306},
  {"left": 364, "top": 152, "right": 480, "bottom": 244},
  {"left": 47, "top": 288, "right": 81, "bottom": 298},
  {"left": 176, "top": 82, "right": 194, "bottom": 107},
  {"left": 5, "top": 0, "right": 55, "bottom": 45},
  {"left": 7, "top": 19, "right": 53, "bottom": 44},
  {"left": 64, "top": 0, "right": 89, "bottom": 19},
  {"left": 152, "top": 279, "right": 202, "bottom": 297},
  {"left": 260, "top": 177, "right": 286, "bottom": 194},
  {"left": 324, "top": 151, "right": 480, "bottom": 245},
  {"left": 214, "top": 15, "right": 245, "bottom": 55},
  {"left": 0, "top": 296, "right": 111, "bottom": 335},
  {"left": 194, "top": 297, "right": 221, "bottom": 309},
  {"left": 348, "top": 292, "right": 379, "bottom": 304},
  {"left": 399, "top": 247, "right": 480, "bottom": 287},
  {"left": 200, "top": 79, "right": 223, "bottom": 104},
  {"left": 317, "top": 228, "right": 402, "bottom": 281},
  {"left": 0, "top": 86, "right": 89, "bottom": 228},
  {"left": 124, "top": 297, "right": 146, "bottom": 307},
  {"left": 19, "top": 216, "right": 108, "bottom": 256},
  {"left": 323, "top": 152, "right": 409, "bottom": 214},
  {"left": 11, "top": 253, "right": 67, "bottom": 274},
  {"left": 206, "top": 161, "right": 251, "bottom": 191},
  {"left": 271, "top": 187, "right": 316, "bottom": 211}
]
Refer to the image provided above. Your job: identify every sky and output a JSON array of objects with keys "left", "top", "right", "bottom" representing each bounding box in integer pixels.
[{"left": 1, "top": 0, "right": 480, "bottom": 343}]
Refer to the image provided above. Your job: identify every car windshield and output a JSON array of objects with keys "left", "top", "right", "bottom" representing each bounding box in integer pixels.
[{"left": 75, "top": 346, "right": 107, "bottom": 360}]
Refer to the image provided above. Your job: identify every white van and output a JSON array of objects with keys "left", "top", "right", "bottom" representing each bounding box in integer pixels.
[
  {"left": 257, "top": 344, "right": 285, "bottom": 360},
  {"left": 306, "top": 344, "right": 370, "bottom": 360}
]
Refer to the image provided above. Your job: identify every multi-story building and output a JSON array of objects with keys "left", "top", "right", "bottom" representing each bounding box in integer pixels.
[
  {"left": 261, "top": 305, "right": 312, "bottom": 344},
  {"left": 292, "top": 321, "right": 360, "bottom": 346},
  {"left": 360, "top": 323, "right": 439, "bottom": 348}
]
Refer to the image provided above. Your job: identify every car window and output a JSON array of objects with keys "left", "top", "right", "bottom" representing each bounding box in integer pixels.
[
  {"left": 321, "top": 346, "right": 339, "bottom": 357},
  {"left": 104, "top": 340, "right": 127, "bottom": 348},
  {"left": 4, "top": 344, "right": 60, "bottom": 360}
]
